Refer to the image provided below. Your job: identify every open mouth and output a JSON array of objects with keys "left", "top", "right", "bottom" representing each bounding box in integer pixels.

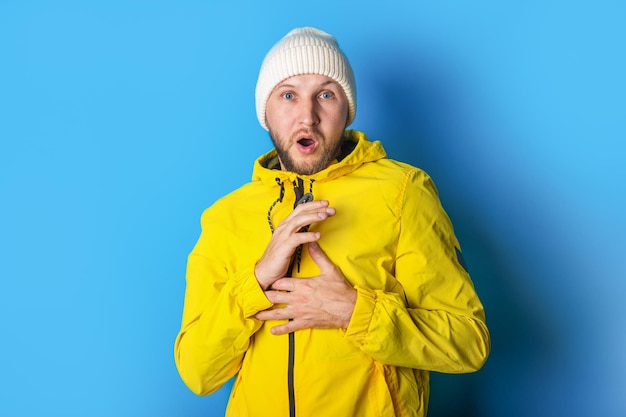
[
  {"left": 297, "top": 138, "right": 316, "bottom": 148},
  {"left": 294, "top": 132, "right": 319, "bottom": 155}
]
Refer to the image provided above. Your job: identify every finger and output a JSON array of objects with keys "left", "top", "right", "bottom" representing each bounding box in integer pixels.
[
  {"left": 266, "top": 230, "right": 320, "bottom": 260},
  {"left": 307, "top": 242, "right": 335, "bottom": 272},
  {"left": 263, "top": 289, "right": 294, "bottom": 304},
  {"left": 293, "top": 199, "right": 330, "bottom": 212},
  {"left": 270, "top": 321, "right": 301, "bottom": 335},
  {"left": 269, "top": 278, "right": 298, "bottom": 292},
  {"left": 255, "top": 308, "right": 288, "bottom": 321},
  {"left": 284, "top": 231, "right": 321, "bottom": 249},
  {"left": 279, "top": 202, "right": 336, "bottom": 232},
  {"left": 278, "top": 210, "right": 335, "bottom": 235}
]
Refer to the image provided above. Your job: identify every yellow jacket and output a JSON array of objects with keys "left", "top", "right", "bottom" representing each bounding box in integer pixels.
[{"left": 174, "top": 130, "right": 490, "bottom": 417}]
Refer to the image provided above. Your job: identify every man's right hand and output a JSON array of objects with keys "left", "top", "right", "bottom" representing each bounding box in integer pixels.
[{"left": 254, "top": 200, "right": 336, "bottom": 291}]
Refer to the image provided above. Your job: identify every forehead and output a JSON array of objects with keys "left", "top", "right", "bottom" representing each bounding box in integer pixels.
[{"left": 275, "top": 74, "right": 341, "bottom": 90}]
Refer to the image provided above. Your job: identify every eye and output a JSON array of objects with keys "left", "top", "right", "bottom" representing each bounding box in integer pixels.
[
  {"left": 282, "top": 92, "right": 295, "bottom": 100},
  {"left": 320, "top": 91, "right": 334, "bottom": 99}
]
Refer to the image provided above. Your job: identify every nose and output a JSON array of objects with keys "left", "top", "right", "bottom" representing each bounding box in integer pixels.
[{"left": 298, "top": 97, "right": 320, "bottom": 126}]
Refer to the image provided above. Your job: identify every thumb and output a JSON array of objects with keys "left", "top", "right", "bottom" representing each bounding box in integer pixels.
[{"left": 307, "top": 242, "right": 334, "bottom": 272}]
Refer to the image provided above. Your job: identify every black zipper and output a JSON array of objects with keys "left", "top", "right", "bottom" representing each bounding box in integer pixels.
[
  {"left": 285, "top": 255, "right": 297, "bottom": 417},
  {"left": 288, "top": 319, "right": 296, "bottom": 417}
]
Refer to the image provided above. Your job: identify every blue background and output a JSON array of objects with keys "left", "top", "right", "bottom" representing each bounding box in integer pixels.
[{"left": 1, "top": 1, "right": 624, "bottom": 416}]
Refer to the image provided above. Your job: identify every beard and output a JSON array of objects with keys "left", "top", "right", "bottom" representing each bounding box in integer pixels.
[{"left": 269, "top": 128, "right": 344, "bottom": 175}]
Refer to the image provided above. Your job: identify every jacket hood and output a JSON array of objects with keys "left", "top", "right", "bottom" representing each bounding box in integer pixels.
[{"left": 251, "top": 130, "right": 387, "bottom": 186}]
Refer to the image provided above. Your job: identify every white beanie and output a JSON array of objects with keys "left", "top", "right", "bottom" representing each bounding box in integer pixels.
[{"left": 255, "top": 27, "right": 356, "bottom": 131}]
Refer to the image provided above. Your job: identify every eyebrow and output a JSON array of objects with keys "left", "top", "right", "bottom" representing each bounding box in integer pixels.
[{"left": 276, "top": 80, "right": 339, "bottom": 89}]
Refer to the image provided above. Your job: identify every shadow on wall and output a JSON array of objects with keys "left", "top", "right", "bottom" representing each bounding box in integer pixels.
[{"left": 357, "top": 44, "right": 565, "bottom": 417}]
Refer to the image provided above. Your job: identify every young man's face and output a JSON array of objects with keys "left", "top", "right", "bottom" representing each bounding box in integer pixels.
[{"left": 265, "top": 74, "right": 349, "bottom": 175}]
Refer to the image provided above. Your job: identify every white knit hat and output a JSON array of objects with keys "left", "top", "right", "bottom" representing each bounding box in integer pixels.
[{"left": 255, "top": 27, "right": 356, "bottom": 131}]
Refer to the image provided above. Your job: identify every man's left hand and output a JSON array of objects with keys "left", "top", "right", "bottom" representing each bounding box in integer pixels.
[{"left": 255, "top": 242, "right": 357, "bottom": 335}]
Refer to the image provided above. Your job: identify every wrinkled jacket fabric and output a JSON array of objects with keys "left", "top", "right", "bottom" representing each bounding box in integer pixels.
[{"left": 174, "top": 130, "right": 490, "bottom": 417}]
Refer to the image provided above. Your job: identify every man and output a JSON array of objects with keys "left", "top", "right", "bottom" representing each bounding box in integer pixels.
[{"left": 174, "top": 27, "right": 490, "bottom": 417}]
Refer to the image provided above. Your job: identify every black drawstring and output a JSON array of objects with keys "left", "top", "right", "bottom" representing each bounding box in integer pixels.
[{"left": 267, "top": 178, "right": 285, "bottom": 234}]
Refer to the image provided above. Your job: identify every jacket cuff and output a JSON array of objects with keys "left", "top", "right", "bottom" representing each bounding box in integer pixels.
[
  {"left": 232, "top": 263, "right": 273, "bottom": 319},
  {"left": 344, "top": 286, "right": 376, "bottom": 343}
]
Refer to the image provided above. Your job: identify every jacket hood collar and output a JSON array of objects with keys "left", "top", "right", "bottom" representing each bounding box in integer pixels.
[{"left": 251, "top": 130, "right": 387, "bottom": 186}]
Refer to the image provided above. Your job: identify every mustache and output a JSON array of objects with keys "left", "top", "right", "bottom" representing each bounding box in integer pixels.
[{"left": 291, "top": 128, "right": 324, "bottom": 141}]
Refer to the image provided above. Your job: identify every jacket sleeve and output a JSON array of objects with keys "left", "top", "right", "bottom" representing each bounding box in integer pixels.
[
  {"left": 173, "top": 208, "right": 273, "bottom": 395},
  {"left": 344, "top": 168, "right": 490, "bottom": 373}
]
